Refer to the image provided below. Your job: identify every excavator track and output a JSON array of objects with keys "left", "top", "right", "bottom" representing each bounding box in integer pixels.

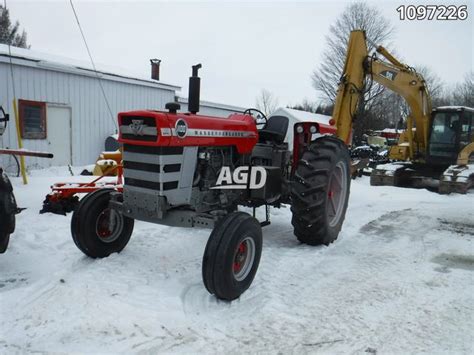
[
  {"left": 439, "top": 164, "right": 474, "bottom": 194},
  {"left": 370, "top": 162, "right": 474, "bottom": 194}
]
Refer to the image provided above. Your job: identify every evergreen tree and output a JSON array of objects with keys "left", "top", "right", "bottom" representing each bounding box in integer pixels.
[{"left": 0, "top": 5, "right": 29, "bottom": 48}]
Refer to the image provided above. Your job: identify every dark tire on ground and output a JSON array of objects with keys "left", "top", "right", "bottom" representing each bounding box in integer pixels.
[
  {"left": 202, "top": 212, "right": 262, "bottom": 301},
  {"left": 71, "top": 189, "right": 134, "bottom": 258},
  {"left": 0, "top": 172, "right": 16, "bottom": 254},
  {"left": 0, "top": 212, "right": 13, "bottom": 253},
  {"left": 0, "top": 195, "right": 15, "bottom": 254},
  {"left": 291, "top": 136, "right": 351, "bottom": 246}
]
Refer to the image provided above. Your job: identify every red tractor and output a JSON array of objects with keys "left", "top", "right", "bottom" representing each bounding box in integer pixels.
[{"left": 71, "top": 65, "right": 351, "bottom": 300}]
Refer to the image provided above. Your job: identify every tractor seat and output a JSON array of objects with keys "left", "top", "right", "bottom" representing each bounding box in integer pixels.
[{"left": 258, "top": 115, "right": 289, "bottom": 144}]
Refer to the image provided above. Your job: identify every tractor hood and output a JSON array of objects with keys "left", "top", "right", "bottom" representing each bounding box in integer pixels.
[{"left": 118, "top": 110, "right": 258, "bottom": 154}]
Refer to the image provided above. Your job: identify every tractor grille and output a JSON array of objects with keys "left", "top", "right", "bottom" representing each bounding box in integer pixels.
[
  {"left": 123, "top": 144, "right": 183, "bottom": 191},
  {"left": 122, "top": 144, "right": 198, "bottom": 214},
  {"left": 120, "top": 116, "right": 158, "bottom": 142}
]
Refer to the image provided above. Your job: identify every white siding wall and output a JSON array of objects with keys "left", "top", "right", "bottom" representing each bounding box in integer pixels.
[
  {"left": 179, "top": 102, "right": 245, "bottom": 118},
  {"left": 0, "top": 62, "right": 175, "bottom": 169}
]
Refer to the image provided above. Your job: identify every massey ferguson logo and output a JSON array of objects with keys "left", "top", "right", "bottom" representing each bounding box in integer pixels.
[
  {"left": 130, "top": 119, "right": 145, "bottom": 136},
  {"left": 211, "top": 166, "right": 267, "bottom": 190},
  {"left": 175, "top": 119, "right": 187, "bottom": 138}
]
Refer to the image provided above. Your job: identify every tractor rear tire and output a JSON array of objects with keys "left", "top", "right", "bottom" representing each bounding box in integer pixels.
[
  {"left": 0, "top": 213, "right": 13, "bottom": 254},
  {"left": 202, "top": 212, "right": 262, "bottom": 301},
  {"left": 291, "top": 136, "right": 351, "bottom": 246},
  {"left": 0, "top": 171, "right": 16, "bottom": 254},
  {"left": 71, "top": 189, "right": 134, "bottom": 258}
]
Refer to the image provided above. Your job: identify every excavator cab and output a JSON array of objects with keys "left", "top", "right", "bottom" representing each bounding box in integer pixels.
[{"left": 427, "top": 107, "right": 474, "bottom": 166}]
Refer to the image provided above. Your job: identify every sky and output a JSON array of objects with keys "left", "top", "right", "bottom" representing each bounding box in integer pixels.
[{"left": 5, "top": 0, "right": 473, "bottom": 108}]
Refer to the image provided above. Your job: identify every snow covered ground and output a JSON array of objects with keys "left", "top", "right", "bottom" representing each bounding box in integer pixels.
[{"left": 1, "top": 168, "right": 473, "bottom": 354}]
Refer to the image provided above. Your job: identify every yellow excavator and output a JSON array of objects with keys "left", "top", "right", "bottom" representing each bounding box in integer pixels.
[{"left": 332, "top": 30, "right": 474, "bottom": 194}]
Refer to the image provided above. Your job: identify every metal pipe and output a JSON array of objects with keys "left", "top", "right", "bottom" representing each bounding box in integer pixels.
[{"left": 0, "top": 148, "right": 54, "bottom": 158}]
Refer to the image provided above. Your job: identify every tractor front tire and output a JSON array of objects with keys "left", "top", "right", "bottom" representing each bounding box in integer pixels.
[
  {"left": 291, "top": 136, "right": 351, "bottom": 246},
  {"left": 202, "top": 212, "right": 262, "bottom": 301},
  {"left": 71, "top": 189, "right": 134, "bottom": 258}
]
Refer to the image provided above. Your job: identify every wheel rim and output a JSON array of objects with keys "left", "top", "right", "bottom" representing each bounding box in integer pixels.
[
  {"left": 232, "top": 237, "right": 256, "bottom": 282},
  {"left": 95, "top": 208, "right": 124, "bottom": 243},
  {"left": 327, "top": 161, "right": 348, "bottom": 228}
]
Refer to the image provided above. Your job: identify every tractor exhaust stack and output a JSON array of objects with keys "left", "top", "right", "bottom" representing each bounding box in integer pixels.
[
  {"left": 150, "top": 59, "right": 161, "bottom": 81},
  {"left": 188, "top": 63, "right": 202, "bottom": 114}
]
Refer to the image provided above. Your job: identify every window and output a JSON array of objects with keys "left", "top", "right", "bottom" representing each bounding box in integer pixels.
[
  {"left": 19, "top": 100, "right": 47, "bottom": 139},
  {"left": 430, "top": 112, "right": 460, "bottom": 144},
  {"left": 460, "top": 112, "right": 473, "bottom": 147}
]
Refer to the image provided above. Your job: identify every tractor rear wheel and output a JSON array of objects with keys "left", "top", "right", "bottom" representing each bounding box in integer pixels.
[
  {"left": 291, "top": 136, "right": 351, "bottom": 245},
  {"left": 71, "top": 189, "right": 134, "bottom": 258},
  {"left": 0, "top": 171, "right": 17, "bottom": 254},
  {"left": 0, "top": 212, "right": 14, "bottom": 253},
  {"left": 202, "top": 212, "right": 262, "bottom": 301}
]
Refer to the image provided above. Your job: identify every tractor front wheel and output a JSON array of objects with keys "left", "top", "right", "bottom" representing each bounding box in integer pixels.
[
  {"left": 291, "top": 136, "right": 351, "bottom": 245},
  {"left": 202, "top": 212, "right": 262, "bottom": 301},
  {"left": 71, "top": 189, "right": 134, "bottom": 258}
]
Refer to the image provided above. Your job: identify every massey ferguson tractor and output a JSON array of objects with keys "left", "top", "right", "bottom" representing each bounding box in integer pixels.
[{"left": 71, "top": 64, "right": 352, "bottom": 300}]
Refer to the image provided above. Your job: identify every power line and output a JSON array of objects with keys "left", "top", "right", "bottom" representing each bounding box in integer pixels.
[
  {"left": 69, "top": 0, "right": 117, "bottom": 131},
  {"left": 3, "top": 0, "right": 15, "bottom": 147},
  {"left": 3, "top": 0, "right": 16, "bottom": 101}
]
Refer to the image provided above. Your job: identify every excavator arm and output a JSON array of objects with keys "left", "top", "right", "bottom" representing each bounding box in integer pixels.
[
  {"left": 331, "top": 31, "right": 368, "bottom": 145},
  {"left": 332, "top": 30, "right": 432, "bottom": 161}
]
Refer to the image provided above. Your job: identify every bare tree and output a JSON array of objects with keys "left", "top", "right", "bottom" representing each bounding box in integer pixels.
[
  {"left": 452, "top": 72, "right": 474, "bottom": 107},
  {"left": 312, "top": 1, "right": 394, "bottom": 105},
  {"left": 0, "top": 5, "right": 29, "bottom": 48},
  {"left": 311, "top": 1, "right": 396, "bottom": 143},
  {"left": 416, "top": 65, "right": 445, "bottom": 106},
  {"left": 287, "top": 99, "right": 319, "bottom": 113},
  {"left": 255, "top": 89, "right": 279, "bottom": 116}
]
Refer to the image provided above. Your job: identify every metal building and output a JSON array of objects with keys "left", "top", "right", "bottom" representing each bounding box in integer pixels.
[
  {"left": 0, "top": 45, "right": 248, "bottom": 170},
  {"left": 0, "top": 45, "right": 181, "bottom": 169},
  {"left": 177, "top": 97, "right": 245, "bottom": 117}
]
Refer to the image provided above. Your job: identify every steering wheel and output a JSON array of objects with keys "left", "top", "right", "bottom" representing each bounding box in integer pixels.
[{"left": 244, "top": 108, "right": 267, "bottom": 129}]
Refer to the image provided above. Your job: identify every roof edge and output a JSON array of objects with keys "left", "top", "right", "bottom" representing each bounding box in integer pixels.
[{"left": 0, "top": 47, "right": 181, "bottom": 91}]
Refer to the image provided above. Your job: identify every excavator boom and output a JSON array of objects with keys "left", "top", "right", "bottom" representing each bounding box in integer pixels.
[
  {"left": 333, "top": 30, "right": 431, "bottom": 160},
  {"left": 332, "top": 30, "right": 368, "bottom": 144}
]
